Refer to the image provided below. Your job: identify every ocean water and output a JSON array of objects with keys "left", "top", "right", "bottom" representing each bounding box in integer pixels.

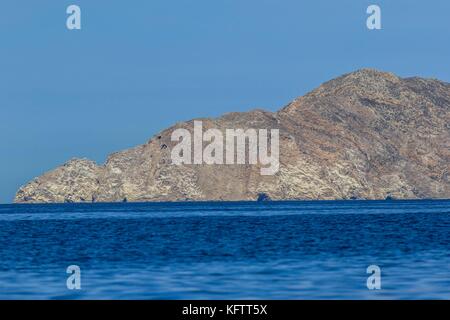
[{"left": 0, "top": 200, "right": 449, "bottom": 300}]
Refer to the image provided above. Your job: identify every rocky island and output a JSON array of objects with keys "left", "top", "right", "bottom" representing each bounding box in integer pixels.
[{"left": 15, "top": 69, "right": 450, "bottom": 203}]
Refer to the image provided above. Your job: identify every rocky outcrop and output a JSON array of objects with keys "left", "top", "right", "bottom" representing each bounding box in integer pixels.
[{"left": 15, "top": 69, "right": 450, "bottom": 203}]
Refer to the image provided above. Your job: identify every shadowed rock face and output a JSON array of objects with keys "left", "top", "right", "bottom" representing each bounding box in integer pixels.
[{"left": 14, "top": 69, "right": 450, "bottom": 203}]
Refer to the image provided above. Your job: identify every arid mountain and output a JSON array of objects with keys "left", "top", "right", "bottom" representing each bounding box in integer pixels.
[{"left": 15, "top": 69, "right": 450, "bottom": 203}]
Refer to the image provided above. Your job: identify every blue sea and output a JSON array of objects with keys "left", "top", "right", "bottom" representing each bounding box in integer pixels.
[{"left": 0, "top": 200, "right": 449, "bottom": 299}]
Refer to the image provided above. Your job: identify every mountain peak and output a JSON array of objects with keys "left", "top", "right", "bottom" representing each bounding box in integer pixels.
[
  {"left": 324, "top": 68, "right": 401, "bottom": 91},
  {"left": 346, "top": 68, "right": 399, "bottom": 80}
]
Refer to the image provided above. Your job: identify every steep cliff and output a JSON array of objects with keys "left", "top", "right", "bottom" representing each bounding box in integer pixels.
[{"left": 15, "top": 69, "right": 450, "bottom": 203}]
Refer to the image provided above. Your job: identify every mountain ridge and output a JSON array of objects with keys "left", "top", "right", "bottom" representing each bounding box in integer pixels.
[{"left": 15, "top": 69, "right": 450, "bottom": 203}]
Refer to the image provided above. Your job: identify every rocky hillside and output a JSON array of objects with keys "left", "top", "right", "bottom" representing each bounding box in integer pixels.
[{"left": 15, "top": 69, "right": 450, "bottom": 203}]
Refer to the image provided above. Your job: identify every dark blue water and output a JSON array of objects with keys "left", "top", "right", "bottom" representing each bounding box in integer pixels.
[{"left": 0, "top": 200, "right": 449, "bottom": 299}]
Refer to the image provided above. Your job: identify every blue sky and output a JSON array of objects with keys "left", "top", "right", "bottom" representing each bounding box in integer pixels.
[{"left": 1, "top": 0, "right": 449, "bottom": 203}]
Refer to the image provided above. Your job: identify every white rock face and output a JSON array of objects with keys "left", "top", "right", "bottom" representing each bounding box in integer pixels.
[{"left": 15, "top": 69, "right": 450, "bottom": 203}]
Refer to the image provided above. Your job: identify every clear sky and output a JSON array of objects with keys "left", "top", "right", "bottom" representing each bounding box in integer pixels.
[{"left": 1, "top": 0, "right": 449, "bottom": 203}]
